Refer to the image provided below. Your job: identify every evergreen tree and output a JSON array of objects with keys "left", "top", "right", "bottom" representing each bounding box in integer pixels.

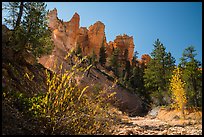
[
  {"left": 75, "top": 43, "right": 82, "bottom": 59},
  {"left": 91, "top": 50, "right": 97, "bottom": 67},
  {"left": 99, "top": 42, "right": 107, "bottom": 66},
  {"left": 22, "top": 2, "right": 53, "bottom": 57},
  {"left": 165, "top": 52, "right": 176, "bottom": 76},
  {"left": 129, "top": 50, "right": 141, "bottom": 90},
  {"left": 179, "top": 46, "right": 202, "bottom": 108},
  {"left": 124, "top": 61, "right": 131, "bottom": 79},
  {"left": 128, "top": 51, "right": 150, "bottom": 107},
  {"left": 123, "top": 49, "right": 131, "bottom": 80},
  {"left": 3, "top": 2, "right": 54, "bottom": 58},
  {"left": 144, "top": 39, "right": 175, "bottom": 106},
  {"left": 109, "top": 48, "right": 120, "bottom": 76},
  {"left": 3, "top": 2, "right": 23, "bottom": 29},
  {"left": 124, "top": 49, "right": 129, "bottom": 62},
  {"left": 132, "top": 51, "right": 139, "bottom": 67},
  {"left": 15, "top": 2, "right": 24, "bottom": 29}
]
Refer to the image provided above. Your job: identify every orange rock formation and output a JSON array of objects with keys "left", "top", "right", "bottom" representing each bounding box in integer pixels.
[
  {"left": 140, "top": 54, "right": 151, "bottom": 65},
  {"left": 107, "top": 34, "right": 134, "bottom": 63},
  {"left": 39, "top": 8, "right": 149, "bottom": 70}
]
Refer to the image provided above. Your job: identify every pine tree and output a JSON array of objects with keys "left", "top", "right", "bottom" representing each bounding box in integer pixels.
[
  {"left": 124, "top": 49, "right": 129, "bottom": 62},
  {"left": 132, "top": 51, "right": 139, "bottom": 67},
  {"left": 75, "top": 43, "right": 82, "bottom": 59},
  {"left": 165, "top": 52, "right": 176, "bottom": 78},
  {"left": 169, "top": 67, "right": 187, "bottom": 117},
  {"left": 179, "top": 46, "right": 202, "bottom": 108},
  {"left": 91, "top": 50, "right": 97, "bottom": 67},
  {"left": 144, "top": 39, "right": 175, "bottom": 106},
  {"left": 129, "top": 51, "right": 141, "bottom": 91},
  {"left": 128, "top": 51, "right": 150, "bottom": 107},
  {"left": 3, "top": 2, "right": 23, "bottom": 29},
  {"left": 3, "top": 2, "right": 54, "bottom": 58},
  {"left": 99, "top": 42, "right": 107, "bottom": 66},
  {"left": 123, "top": 49, "right": 131, "bottom": 80},
  {"left": 124, "top": 61, "right": 131, "bottom": 78},
  {"left": 23, "top": 2, "right": 54, "bottom": 57},
  {"left": 109, "top": 48, "right": 120, "bottom": 76}
]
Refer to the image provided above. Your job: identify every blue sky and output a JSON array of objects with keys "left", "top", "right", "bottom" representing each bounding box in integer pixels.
[
  {"left": 2, "top": 2, "right": 202, "bottom": 65},
  {"left": 45, "top": 2, "right": 202, "bottom": 65}
]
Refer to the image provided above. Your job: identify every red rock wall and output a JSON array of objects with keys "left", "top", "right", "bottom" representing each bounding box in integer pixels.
[
  {"left": 87, "top": 21, "right": 107, "bottom": 58},
  {"left": 141, "top": 54, "right": 151, "bottom": 65},
  {"left": 39, "top": 8, "right": 145, "bottom": 70},
  {"left": 106, "top": 34, "right": 135, "bottom": 64}
]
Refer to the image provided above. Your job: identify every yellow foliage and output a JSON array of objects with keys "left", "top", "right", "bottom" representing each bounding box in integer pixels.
[
  {"left": 169, "top": 67, "right": 187, "bottom": 111},
  {"left": 30, "top": 53, "right": 119, "bottom": 135}
]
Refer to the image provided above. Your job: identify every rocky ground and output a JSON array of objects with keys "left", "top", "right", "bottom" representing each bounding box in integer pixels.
[
  {"left": 2, "top": 97, "right": 202, "bottom": 135},
  {"left": 111, "top": 107, "right": 202, "bottom": 135}
]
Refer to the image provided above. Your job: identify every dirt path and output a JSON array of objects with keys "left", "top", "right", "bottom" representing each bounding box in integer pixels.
[{"left": 111, "top": 109, "right": 202, "bottom": 135}]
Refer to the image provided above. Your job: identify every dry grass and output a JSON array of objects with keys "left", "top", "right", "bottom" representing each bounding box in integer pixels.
[
  {"left": 29, "top": 54, "right": 120, "bottom": 135},
  {"left": 157, "top": 107, "right": 202, "bottom": 126}
]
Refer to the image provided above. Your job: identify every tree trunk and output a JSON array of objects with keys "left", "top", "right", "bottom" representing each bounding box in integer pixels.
[
  {"left": 181, "top": 102, "right": 186, "bottom": 119},
  {"left": 15, "top": 2, "right": 24, "bottom": 29}
]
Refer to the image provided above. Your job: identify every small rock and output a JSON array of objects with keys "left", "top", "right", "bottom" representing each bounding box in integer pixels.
[
  {"left": 181, "top": 130, "right": 186, "bottom": 135},
  {"left": 161, "top": 129, "right": 168, "bottom": 135},
  {"left": 126, "top": 130, "right": 134, "bottom": 135},
  {"left": 173, "top": 115, "right": 180, "bottom": 120}
]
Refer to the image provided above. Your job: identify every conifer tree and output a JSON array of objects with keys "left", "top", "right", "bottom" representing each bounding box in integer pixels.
[
  {"left": 3, "top": 2, "right": 23, "bottom": 29},
  {"left": 179, "top": 46, "right": 202, "bottom": 107},
  {"left": 109, "top": 48, "right": 120, "bottom": 76},
  {"left": 3, "top": 2, "right": 54, "bottom": 58},
  {"left": 123, "top": 49, "right": 131, "bottom": 80},
  {"left": 91, "top": 50, "right": 97, "bottom": 67},
  {"left": 144, "top": 39, "right": 175, "bottom": 106},
  {"left": 131, "top": 51, "right": 139, "bottom": 67},
  {"left": 99, "top": 42, "right": 107, "bottom": 66},
  {"left": 75, "top": 43, "right": 82, "bottom": 59},
  {"left": 124, "top": 49, "right": 129, "bottom": 62}
]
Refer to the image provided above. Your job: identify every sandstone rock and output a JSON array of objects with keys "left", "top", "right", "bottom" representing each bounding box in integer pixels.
[
  {"left": 106, "top": 41, "right": 116, "bottom": 57},
  {"left": 39, "top": 9, "right": 80, "bottom": 71},
  {"left": 40, "top": 9, "right": 142, "bottom": 71},
  {"left": 114, "top": 86, "right": 144, "bottom": 116},
  {"left": 38, "top": 9, "right": 148, "bottom": 116},
  {"left": 136, "top": 54, "right": 151, "bottom": 67},
  {"left": 141, "top": 54, "right": 151, "bottom": 65},
  {"left": 47, "top": 8, "right": 59, "bottom": 31},
  {"left": 87, "top": 21, "right": 107, "bottom": 58},
  {"left": 64, "top": 12, "right": 80, "bottom": 49},
  {"left": 108, "top": 34, "right": 134, "bottom": 63},
  {"left": 76, "top": 27, "right": 89, "bottom": 56},
  {"left": 148, "top": 106, "right": 161, "bottom": 118}
]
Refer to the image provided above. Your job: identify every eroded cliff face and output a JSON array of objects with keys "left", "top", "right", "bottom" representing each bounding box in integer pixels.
[
  {"left": 49, "top": 9, "right": 79, "bottom": 52},
  {"left": 39, "top": 8, "right": 138, "bottom": 70},
  {"left": 87, "top": 21, "right": 108, "bottom": 58},
  {"left": 76, "top": 27, "right": 89, "bottom": 56},
  {"left": 140, "top": 54, "right": 151, "bottom": 65},
  {"left": 37, "top": 8, "right": 147, "bottom": 117},
  {"left": 107, "top": 34, "right": 134, "bottom": 63},
  {"left": 76, "top": 21, "right": 108, "bottom": 57},
  {"left": 39, "top": 8, "right": 80, "bottom": 71}
]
